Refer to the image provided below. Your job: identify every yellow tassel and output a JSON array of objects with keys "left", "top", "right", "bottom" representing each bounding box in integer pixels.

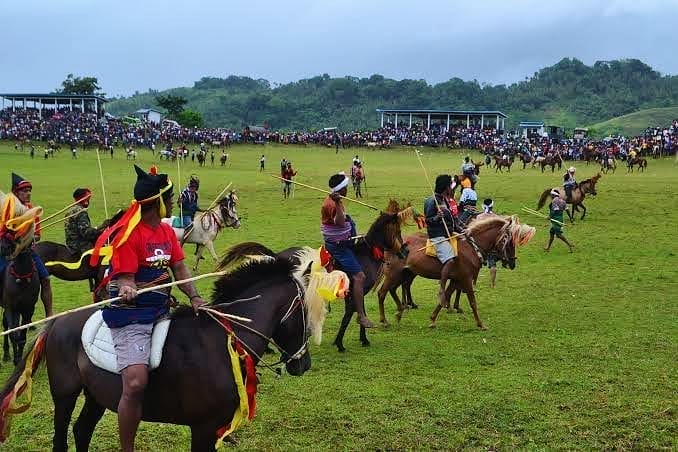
[{"left": 214, "top": 333, "right": 249, "bottom": 449}]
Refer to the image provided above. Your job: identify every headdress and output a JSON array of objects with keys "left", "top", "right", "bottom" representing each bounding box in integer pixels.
[
  {"left": 11, "top": 173, "right": 31, "bottom": 193},
  {"left": 328, "top": 172, "right": 349, "bottom": 193},
  {"left": 482, "top": 198, "right": 493, "bottom": 213},
  {"left": 550, "top": 189, "right": 560, "bottom": 197},
  {"left": 73, "top": 188, "right": 92, "bottom": 202},
  {"left": 568, "top": 166, "right": 575, "bottom": 173},
  {"left": 90, "top": 165, "right": 172, "bottom": 266},
  {"left": 188, "top": 174, "right": 200, "bottom": 189}
]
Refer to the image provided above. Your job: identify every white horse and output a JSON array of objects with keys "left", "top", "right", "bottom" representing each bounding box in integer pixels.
[
  {"left": 162, "top": 191, "right": 241, "bottom": 271},
  {"left": 126, "top": 149, "right": 137, "bottom": 160}
]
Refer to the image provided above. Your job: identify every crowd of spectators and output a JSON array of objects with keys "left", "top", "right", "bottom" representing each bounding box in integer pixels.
[{"left": 1, "top": 107, "right": 676, "bottom": 159}]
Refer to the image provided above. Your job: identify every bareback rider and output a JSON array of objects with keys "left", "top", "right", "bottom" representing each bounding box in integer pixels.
[
  {"left": 179, "top": 175, "right": 201, "bottom": 228},
  {"left": 424, "top": 174, "right": 461, "bottom": 308},
  {"left": 321, "top": 172, "right": 374, "bottom": 328},
  {"left": 461, "top": 155, "right": 477, "bottom": 186},
  {"left": 94, "top": 165, "right": 206, "bottom": 452},
  {"left": 563, "top": 166, "right": 577, "bottom": 202},
  {"left": 0, "top": 173, "right": 53, "bottom": 316},
  {"left": 458, "top": 181, "right": 479, "bottom": 226},
  {"left": 65, "top": 187, "right": 99, "bottom": 256}
]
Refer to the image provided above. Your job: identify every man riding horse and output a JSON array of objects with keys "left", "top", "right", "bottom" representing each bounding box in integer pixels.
[
  {"left": 64, "top": 188, "right": 99, "bottom": 255},
  {"left": 0, "top": 173, "right": 53, "bottom": 317},
  {"left": 179, "top": 175, "right": 201, "bottom": 228},
  {"left": 423, "top": 175, "right": 462, "bottom": 308},
  {"left": 92, "top": 165, "right": 207, "bottom": 451},
  {"left": 321, "top": 172, "right": 374, "bottom": 328},
  {"left": 461, "top": 156, "right": 477, "bottom": 186},
  {"left": 563, "top": 166, "right": 577, "bottom": 202}
]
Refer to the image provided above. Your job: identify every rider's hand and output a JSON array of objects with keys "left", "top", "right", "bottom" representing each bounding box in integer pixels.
[
  {"left": 190, "top": 296, "right": 207, "bottom": 314},
  {"left": 118, "top": 285, "right": 137, "bottom": 304}
]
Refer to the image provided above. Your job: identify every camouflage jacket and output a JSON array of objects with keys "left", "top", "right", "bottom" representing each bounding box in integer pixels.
[{"left": 65, "top": 205, "right": 99, "bottom": 254}]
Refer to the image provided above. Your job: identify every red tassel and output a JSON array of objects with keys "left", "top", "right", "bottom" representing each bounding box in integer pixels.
[
  {"left": 244, "top": 355, "right": 257, "bottom": 419},
  {"left": 372, "top": 246, "right": 384, "bottom": 261}
]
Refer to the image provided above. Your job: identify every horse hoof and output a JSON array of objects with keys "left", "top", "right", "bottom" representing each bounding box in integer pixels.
[
  {"left": 380, "top": 321, "right": 390, "bottom": 328},
  {"left": 428, "top": 322, "right": 437, "bottom": 329},
  {"left": 455, "top": 308, "right": 464, "bottom": 314},
  {"left": 410, "top": 303, "right": 418, "bottom": 309},
  {"left": 361, "top": 340, "right": 370, "bottom": 347},
  {"left": 478, "top": 325, "right": 488, "bottom": 331}
]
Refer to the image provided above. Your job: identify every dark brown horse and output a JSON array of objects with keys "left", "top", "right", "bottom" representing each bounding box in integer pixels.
[
  {"left": 539, "top": 153, "right": 563, "bottom": 173},
  {"left": 34, "top": 210, "right": 125, "bottom": 298},
  {"left": 0, "top": 251, "right": 318, "bottom": 451},
  {"left": 537, "top": 173, "right": 601, "bottom": 222},
  {"left": 493, "top": 155, "right": 514, "bottom": 172},
  {"left": 377, "top": 215, "right": 534, "bottom": 329},
  {"left": 627, "top": 157, "right": 648, "bottom": 173},
  {"left": 519, "top": 153, "right": 534, "bottom": 169}
]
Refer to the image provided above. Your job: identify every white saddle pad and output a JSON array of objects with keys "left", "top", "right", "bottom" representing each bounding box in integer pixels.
[{"left": 81, "top": 310, "right": 171, "bottom": 374}]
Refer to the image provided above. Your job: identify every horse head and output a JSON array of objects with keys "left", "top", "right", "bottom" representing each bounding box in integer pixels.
[
  {"left": 218, "top": 191, "right": 241, "bottom": 229},
  {"left": 272, "top": 280, "right": 312, "bottom": 376},
  {"left": 364, "top": 201, "right": 415, "bottom": 259},
  {"left": 581, "top": 173, "right": 601, "bottom": 197},
  {"left": 467, "top": 215, "right": 535, "bottom": 270}
]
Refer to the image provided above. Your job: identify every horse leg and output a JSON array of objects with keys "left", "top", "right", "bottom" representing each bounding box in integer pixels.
[
  {"left": 193, "top": 245, "right": 205, "bottom": 272},
  {"left": 52, "top": 390, "right": 80, "bottom": 452},
  {"left": 452, "top": 287, "right": 463, "bottom": 314},
  {"left": 190, "top": 422, "right": 225, "bottom": 451},
  {"left": 465, "top": 287, "right": 486, "bottom": 330},
  {"left": 359, "top": 324, "right": 369, "bottom": 347},
  {"left": 205, "top": 240, "right": 219, "bottom": 263},
  {"left": 72, "top": 391, "right": 105, "bottom": 451},
  {"left": 580, "top": 203, "right": 586, "bottom": 220},
  {"left": 333, "top": 297, "right": 354, "bottom": 352},
  {"left": 376, "top": 281, "right": 391, "bottom": 326},
  {"left": 2, "top": 311, "right": 10, "bottom": 362},
  {"left": 7, "top": 310, "right": 23, "bottom": 366}
]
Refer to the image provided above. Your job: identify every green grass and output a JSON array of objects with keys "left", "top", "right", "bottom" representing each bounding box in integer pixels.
[
  {"left": 587, "top": 107, "right": 678, "bottom": 138},
  {"left": 0, "top": 142, "right": 676, "bottom": 450}
]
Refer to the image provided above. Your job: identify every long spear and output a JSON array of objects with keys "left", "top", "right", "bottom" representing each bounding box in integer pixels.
[
  {"left": 270, "top": 174, "right": 379, "bottom": 211},
  {"left": 40, "top": 208, "right": 88, "bottom": 230},
  {"left": 0, "top": 270, "right": 233, "bottom": 337},
  {"left": 95, "top": 149, "right": 109, "bottom": 218},
  {"left": 521, "top": 206, "right": 565, "bottom": 226},
  {"left": 415, "top": 149, "right": 454, "bottom": 240},
  {"left": 37, "top": 193, "right": 92, "bottom": 225}
]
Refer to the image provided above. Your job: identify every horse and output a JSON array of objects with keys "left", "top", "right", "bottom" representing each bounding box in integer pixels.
[
  {"left": 519, "top": 153, "right": 534, "bottom": 169},
  {"left": 197, "top": 150, "right": 207, "bottom": 167},
  {"left": 539, "top": 154, "right": 563, "bottom": 173},
  {"left": 0, "top": 249, "right": 322, "bottom": 451},
  {"left": 0, "top": 192, "right": 43, "bottom": 366},
  {"left": 627, "top": 157, "right": 648, "bottom": 173},
  {"left": 473, "top": 161, "right": 483, "bottom": 175},
  {"left": 220, "top": 153, "right": 229, "bottom": 166},
  {"left": 34, "top": 210, "right": 126, "bottom": 299},
  {"left": 493, "top": 155, "right": 514, "bottom": 172},
  {"left": 537, "top": 173, "right": 601, "bottom": 222},
  {"left": 163, "top": 192, "right": 241, "bottom": 272},
  {"left": 600, "top": 156, "right": 617, "bottom": 174},
  {"left": 126, "top": 149, "right": 137, "bottom": 160},
  {"left": 221, "top": 201, "right": 415, "bottom": 352},
  {"left": 376, "top": 215, "right": 534, "bottom": 329}
]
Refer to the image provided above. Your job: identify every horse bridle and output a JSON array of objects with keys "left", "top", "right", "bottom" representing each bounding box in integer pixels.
[
  {"left": 493, "top": 224, "right": 516, "bottom": 266},
  {"left": 218, "top": 197, "right": 239, "bottom": 227}
]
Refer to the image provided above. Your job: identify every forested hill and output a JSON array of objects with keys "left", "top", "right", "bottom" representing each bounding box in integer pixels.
[{"left": 107, "top": 58, "right": 678, "bottom": 131}]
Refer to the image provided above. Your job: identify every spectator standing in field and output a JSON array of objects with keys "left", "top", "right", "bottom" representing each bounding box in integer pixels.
[
  {"left": 281, "top": 161, "right": 297, "bottom": 199},
  {"left": 260, "top": 154, "right": 265, "bottom": 172},
  {"left": 544, "top": 190, "right": 574, "bottom": 253}
]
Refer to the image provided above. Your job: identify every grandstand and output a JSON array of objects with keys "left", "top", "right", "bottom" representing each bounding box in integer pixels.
[
  {"left": 0, "top": 93, "right": 107, "bottom": 115},
  {"left": 376, "top": 108, "right": 507, "bottom": 131}
]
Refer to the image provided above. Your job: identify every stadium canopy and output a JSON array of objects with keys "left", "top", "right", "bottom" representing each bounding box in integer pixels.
[
  {"left": 376, "top": 108, "right": 508, "bottom": 131},
  {"left": 0, "top": 93, "right": 107, "bottom": 115}
]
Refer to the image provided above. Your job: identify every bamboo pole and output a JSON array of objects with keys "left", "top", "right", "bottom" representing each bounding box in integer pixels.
[
  {"left": 40, "top": 208, "right": 88, "bottom": 230},
  {"left": 95, "top": 149, "right": 109, "bottom": 218},
  {"left": 37, "top": 193, "right": 92, "bottom": 225},
  {"left": 270, "top": 174, "right": 379, "bottom": 211},
  {"left": 204, "top": 182, "right": 233, "bottom": 212},
  {"left": 0, "top": 270, "right": 229, "bottom": 337},
  {"left": 415, "top": 149, "right": 454, "bottom": 240},
  {"left": 521, "top": 206, "right": 565, "bottom": 226}
]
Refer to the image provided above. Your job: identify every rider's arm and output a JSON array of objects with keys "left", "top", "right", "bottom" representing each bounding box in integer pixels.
[
  {"left": 330, "top": 194, "right": 346, "bottom": 226},
  {"left": 116, "top": 274, "right": 138, "bottom": 304},
  {"left": 171, "top": 260, "right": 206, "bottom": 313}
]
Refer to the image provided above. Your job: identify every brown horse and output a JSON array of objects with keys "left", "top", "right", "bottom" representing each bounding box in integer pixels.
[
  {"left": 0, "top": 251, "right": 319, "bottom": 451},
  {"left": 473, "top": 161, "right": 484, "bottom": 175},
  {"left": 627, "top": 157, "right": 648, "bottom": 173},
  {"left": 537, "top": 173, "right": 601, "bottom": 222},
  {"left": 519, "top": 153, "right": 534, "bottom": 169},
  {"left": 600, "top": 156, "right": 617, "bottom": 174},
  {"left": 34, "top": 210, "right": 126, "bottom": 298},
  {"left": 493, "top": 155, "right": 514, "bottom": 172},
  {"left": 539, "top": 154, "right": 563, "bottom": 173},
  {"left": 377, "top": 215, "right": 534, "bottom": 329}
]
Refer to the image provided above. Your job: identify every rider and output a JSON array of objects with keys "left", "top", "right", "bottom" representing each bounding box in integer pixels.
[
  {"left": 1, "top": 173, "right": 53, "bottom": 317},
  {"left": 461, "top": 155, "right": 477, "bottom": 186},
  {"left": 321, "top": 172, "right": 374, "bottom": 328},
  {"left": 481, "top": 198, "right": 498, "bottom": 288},
  {"left": 99, "top": 165, "right": 206, "bottom": 452},
  {"left": 424, "top": 175, "right": 461, "bottom": 308},
  {"left": 64, "top": 187, "right": 99, "bottom": 255},
  {"left": 544, "top": 189, "right": 574, "bottom": 253},
  {"left": 563, "top": 166, "right": 577, "bottom": 202},
  {"left": 178, "top": 175, "right": 201, "bottom": 228},
  {"left": 458, "top": 183, "right": 479, "bottom": 226}
]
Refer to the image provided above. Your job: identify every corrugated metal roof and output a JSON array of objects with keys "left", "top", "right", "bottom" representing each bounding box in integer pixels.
[
  {"left": 518, "top": 121, "right": 544, "bottom": 127},
  {"left": 376, "top": 108, "right": 508, "bottom": 118},
  {"left": 0, "top": 93, "right": 107, "bottom": 102}
]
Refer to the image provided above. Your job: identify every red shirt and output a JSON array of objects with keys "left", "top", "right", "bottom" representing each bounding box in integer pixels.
[{"left": 111, "top": 221, "right": 184, "bottom": 278}]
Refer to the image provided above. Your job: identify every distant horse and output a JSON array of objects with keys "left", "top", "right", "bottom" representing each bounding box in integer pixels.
[
  {"left": 197, "top": 150, "right": 207, "bottom": 167},
  {"left": 627, "top": 157, "right": 648, "bottom": 173},
  {"left": 227, "top": 201, "right": 415, "bottom": 352},
  {"left": 493, "top": 155, "right": 514, "bottom": 172},
  {"left": 220, "top": 153, "right": 229, "bottom": 166},
  {"left": 126, "top": 149, "right": 137, "bottom": 160},
  {"left": 0, "top": 251, "right": 319, "bottom": 451},
  {"left": 163, "top": 192, "right": 241, "bottom": 272},
  {"left": 537, "top": 173, "right": 601, "bottom": 222},
  {"left": 0, "top": 192, "right": 43, "bottom": 366},
  {"left": 376, "top": 215, "right": 534, "bottom": 329},
  {"left": 34, "top": 210, "right": 126, "bottom": 299},
  {"left": 539, "top": 154, "right": 563, "bottom": 173},
  {"left": 600, "top": 156, "right": 617, "bottom": 174},
  {"left": 473, "top": 161, "right": 484, "bottom": 175},
  {"left": 519, "top": 153, "right": 534, "bottom": 169}
]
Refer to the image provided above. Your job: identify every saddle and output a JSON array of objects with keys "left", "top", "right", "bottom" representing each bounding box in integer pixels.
[
  {"left": 425, "top": 237, "right": 458, "bottom": 258},
  {"left": 81, "top": 310, "right": 171, "bottom": 374}
]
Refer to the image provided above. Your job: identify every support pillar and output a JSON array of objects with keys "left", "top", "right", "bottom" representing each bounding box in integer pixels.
[
  {"left": 496, "top": 114, "right": 500, "bottom": 131},
  {"left": 427, "top": 114, "right": 431, "bottom": 130},
  {"left": 380, "top": 112, "right": 384, "bottom": 128},
  {"left": 395, "top": 113, "right": 398, "bottom": 130},
  {"left": 95, "top": 98, "right": 98, "bottom": 115},
  {"left": 466, "top": 114, "right": 470, "bottom": 128},
  {"left": 447, "top": 114, "right": 450, "bottom": 131},
  {"left": 409, "top": 114, "right": 412, "bottom": 128},
  {"left": 502, "top": 118, "right": 505, "bottom": 131},
  {"left": 81, "top": 98, "right": 85, "bottom": 112},
  {"left": 481, "top": 115, "right": 484, "bottom": 129},
  {"left": 70, "top": 99, "right": 73, "bottom": 111}
]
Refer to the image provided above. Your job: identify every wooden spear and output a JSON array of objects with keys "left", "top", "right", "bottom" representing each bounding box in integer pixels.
[
  {"left": 521, "top": 206, "right": 565, "bottom": 226},
  {"left": 40, "top": 208, "right": 88, "bottom": 230},
  {"left": 270, "top": 174, "right": 379, "bottom": 211},
  {"left": 37, "top": 193, "right": 92, "bottom": 225},
  {"left": 0, "top": 270, "right": 232, "bottom": 337}
]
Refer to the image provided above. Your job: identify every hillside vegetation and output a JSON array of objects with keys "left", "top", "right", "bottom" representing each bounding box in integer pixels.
[
  {"left": 587, "top": 107, "right": 678, "bottom": 137},
  {"left": 107, "top": 58, "right": 678, "bottom": 131}
]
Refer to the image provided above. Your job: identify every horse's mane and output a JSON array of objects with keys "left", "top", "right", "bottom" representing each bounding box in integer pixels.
[
  {"left": 466, "top": 214, "right": 535, "bottom": 246},
  {"left": 466, "top": 215, "right": 507, "bottom": 236},
  {"left": 580, "top": 173, "right": 602, "bottom": 185}
]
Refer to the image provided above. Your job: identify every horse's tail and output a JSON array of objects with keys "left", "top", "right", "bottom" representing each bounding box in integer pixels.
[
  {"left": 537, "top": 189, "right": 551, "bottom": 210},
  {"left": 217, "top": 242, "right": 276, "bottom": 270},
  {"left": 0, "top": 321, "right": 53, "bottom": 442}
]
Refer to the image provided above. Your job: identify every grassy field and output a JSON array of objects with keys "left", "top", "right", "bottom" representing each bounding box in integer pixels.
[
  {"left": 0, "top": 142, "right": 676, "bottom": 450},
  {"left": 587, "top": 107, "right": 678, "bottom": 138}
]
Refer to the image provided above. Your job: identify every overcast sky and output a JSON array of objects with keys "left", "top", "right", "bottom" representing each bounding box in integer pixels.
[{"left": 1, "top": 0, "right": 676, "bottom": 97}]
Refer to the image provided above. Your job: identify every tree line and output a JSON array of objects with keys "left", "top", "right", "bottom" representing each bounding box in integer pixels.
[{"left": 104, "top": 58, "right": 678, "bottom": 131}]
